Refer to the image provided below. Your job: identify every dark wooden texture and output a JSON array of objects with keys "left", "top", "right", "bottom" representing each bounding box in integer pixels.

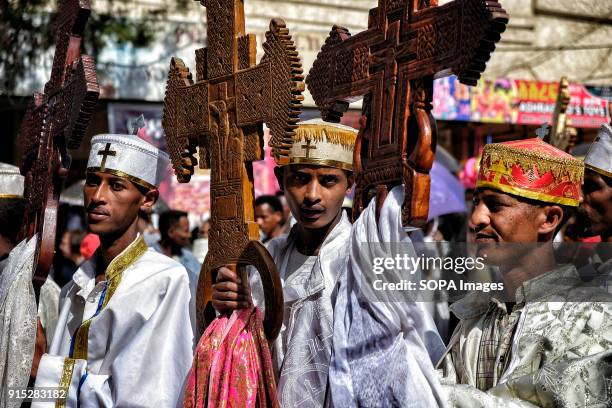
[
  {"left": 546, "top": 76, "right": 577, "bottom": 152},
  {"left": 18, "top": 0, "right": 99, "bottom": 293},
  {"left": 306, "top": 0, "right": 508, "bottom": 227},
  {"left": 162, "top": 0, "right": 304, "bottom": 339}
]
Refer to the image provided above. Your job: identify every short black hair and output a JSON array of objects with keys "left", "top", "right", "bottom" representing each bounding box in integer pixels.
[
  {"left": 159, "top": 209, "right": 188, "bottom": 240},
  {"left": 516, "top": 195, "right": 575, "bottom": 236},
  {"left": 0, "top": 198, "right": 25, "bottom": 244},
  {"left": 254, "top": 195, "right": 283, "bottom": 213}
]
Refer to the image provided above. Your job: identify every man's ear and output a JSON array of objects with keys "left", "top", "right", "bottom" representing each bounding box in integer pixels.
[
  {"left": 274, "top": 166, "right": 285, "bottom": 191},
  {"left": 537, "top": 205, "right": 563, "bottom": 236},
  {"left": 345, "top": 171, "right": 354, "bottom": 193},
  {"left": 140, "top": 189, "right": 159, "bottom": 213}
]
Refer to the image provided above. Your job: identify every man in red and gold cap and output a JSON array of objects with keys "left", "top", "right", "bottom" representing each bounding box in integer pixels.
[{"left": 438, "top": 138, "right": 612, "bottom": 406}]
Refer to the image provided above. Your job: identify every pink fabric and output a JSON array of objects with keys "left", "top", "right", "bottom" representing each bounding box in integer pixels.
[
  {"left": 183, "top": 307, "right": 280, "bottom": 408},
  {"left": 459, "top": 156, "right": 479, "bottom": 189}
]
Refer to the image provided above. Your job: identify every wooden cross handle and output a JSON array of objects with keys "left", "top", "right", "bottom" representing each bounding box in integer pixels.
[{"left": 197, "top": 240, "right": 284, "bottom": 340}]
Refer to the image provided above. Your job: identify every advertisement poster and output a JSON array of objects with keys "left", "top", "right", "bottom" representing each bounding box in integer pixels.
[{"left": 433, "top": 76, "right": 611, "bottom": 128}]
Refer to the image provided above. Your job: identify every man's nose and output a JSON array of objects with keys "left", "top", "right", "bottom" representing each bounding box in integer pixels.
[
  {"left": 304, "top": 180, "right": 321, "bottom": 203},
  {"left": 470, "top": 202, "right": 490, "bottom": 231},
  {"left": 91, "top": 183, "right": 109, "bottom": 203},
  {"left": 256, "top": 217, "right": 264, "bottom": 227}
]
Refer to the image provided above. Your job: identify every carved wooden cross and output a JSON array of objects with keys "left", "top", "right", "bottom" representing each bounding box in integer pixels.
[
  {"left": 18, "top": 0, "right": 99, "bottom": 292},
  {"left": 306, "top": 0, "right": 508, "bottom": 227},
  {"left": 162, "top": 0, "right": 304, "bottom": 338},
  {"left": 545, "top": 76, "right": 577, "bottom": 152}
]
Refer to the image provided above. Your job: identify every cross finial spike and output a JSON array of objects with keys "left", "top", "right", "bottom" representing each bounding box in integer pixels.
[
  {"left": 130, "top": 114, "right": 146, "bottom": 135},
  {"left": 536, "top": 123, "right": 550, "bottom": 140}
]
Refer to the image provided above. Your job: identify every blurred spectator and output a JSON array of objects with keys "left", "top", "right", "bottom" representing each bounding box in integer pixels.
[
  {"left": 55, "top": 229, "right": 87, "bottom": 287},
  {"left": 152, "top": 210, "right": 201, "bottom": 296},
  {"left": 254, "top": 195, "right": 284, "bottom": 243},
  {"left": 138, "top": 210, "right": 160, "bottom": 246},
  {"left": 191, "top": 217, "right": 210, "bottom": 264},
  {"left": 275, "top": 191, "right": 295, "bottom": 234}
]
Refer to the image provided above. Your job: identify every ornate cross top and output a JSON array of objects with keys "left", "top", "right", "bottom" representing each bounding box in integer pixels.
[
  {"left": 98, "top": 143, "right": 116, "bottom": 171},
  {"left": 546, "top": 76, "right": 577, "bottom": 152},
  {"left": 163, "top": 0, "right": 304, "bottom": 337},
  {"left": 536, "top": 123, "right": 550, "bottom": 140},
  {"left": 306, "top": 0, "right": 508, "bottom": 227},
  {"left": 18, "top": 0, "right": 99, "bottom": 292}
]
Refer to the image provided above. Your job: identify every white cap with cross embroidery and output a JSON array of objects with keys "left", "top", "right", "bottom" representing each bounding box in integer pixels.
[{"left": 87, "top": 134, "right": 170, "bottom": 190}]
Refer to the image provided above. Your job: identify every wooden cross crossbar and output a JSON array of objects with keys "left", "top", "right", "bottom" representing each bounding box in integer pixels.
[
  {"left": 545, "top": 76, "right": 577, "bottom": 152},
  {"left": 162, "top": 0, "right": 304, "bottom": 338},
  {"left": 306, "top": 0, "right": 508, "bottom": 227},
  {"left": 17, "top": 0, "right": 99, "bottom": 292}
]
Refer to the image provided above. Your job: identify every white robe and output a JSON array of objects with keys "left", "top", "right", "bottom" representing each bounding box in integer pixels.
[
  {"left": 33, "top": 235, "right": 195, "bottom": 407},
  {"left": 251, "top": 212, "right": 352, "bottom": 407},
  {"left": 329, "top": 186, "right": 447, "bottom": 407},
  {"left": 0, "top": 237, "right": 37, "bottom": 408}
]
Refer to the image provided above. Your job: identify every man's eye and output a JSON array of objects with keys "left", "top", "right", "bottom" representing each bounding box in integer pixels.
[
  {"left": 583, "top": 180, "right": 599, "bottom": 194},
  {"left": 293, "top": 174, "right": 309, "bottom": 183},
  {"left": 487, "top": 202, "right": 503, "bottom": 212},
  {"left": 111, "top": 182, "right": 125, "bottom": 191},
  {"left": 321, "top": 176, "right": 338, "bottom": 185}
]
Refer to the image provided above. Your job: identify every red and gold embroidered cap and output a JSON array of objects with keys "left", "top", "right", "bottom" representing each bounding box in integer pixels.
[{"left": 476, "top": 138, "right": 584, "bottom": 207}]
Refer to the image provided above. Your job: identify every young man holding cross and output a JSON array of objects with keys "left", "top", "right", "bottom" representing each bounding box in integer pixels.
[
  {"left": 213, "top": 119, "right": 355, "bottom": 407},
  {"left": 33, "top": 134, "right": 194, "bottom": 407},
  {"left": 212, "top": 119, "right": 444, "bottom": 407},
  {"left": 438, "top": 138, "right": 612, "bottom": 406}
]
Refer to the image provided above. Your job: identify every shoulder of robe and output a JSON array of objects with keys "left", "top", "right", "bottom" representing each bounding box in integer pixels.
[
  {"left": 560, "top": 283, "right": 612, "bottom": 310},
  {"left": 130, "top": 248, "right": 191, "bottom": 286},
  {"left": 264, "top": 234, "right": 289, "bottom": 258}
]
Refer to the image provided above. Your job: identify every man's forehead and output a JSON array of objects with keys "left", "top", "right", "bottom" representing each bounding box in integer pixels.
[
  {"left": 585, "top": 168, "right": 611, "bottom": 185},
  {"left": 86, "top": 171, "right": 124, "bottom": 182},
  {"left": 287, "top": 164, "right": 343, "bottom": 174},
  {"left": 474, "top": 187, "right": 515, "bottom": 202}
]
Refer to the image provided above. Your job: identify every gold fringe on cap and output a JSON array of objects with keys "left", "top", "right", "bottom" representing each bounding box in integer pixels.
[
  {"left": 482, "top": 143, "right": 584, "bottom": 184},
  {"left": 294, "top": 123, "right": 356, "bottom": 151}
]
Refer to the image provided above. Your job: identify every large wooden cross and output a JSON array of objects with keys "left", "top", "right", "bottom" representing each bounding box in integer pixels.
[
  {"left": 163, "top": 0, "right": 304, "bottom": 338},
  {"left": 545, "top": 76, "right": 577, "bottom": 152},
  {"left": 18, "top": 0, "right": 99, "bottom": 292},
  {"left": 306, "top": 0, "right": 508, "bottom": 227}
]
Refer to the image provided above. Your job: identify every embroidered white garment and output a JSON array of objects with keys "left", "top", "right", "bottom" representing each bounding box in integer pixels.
[
  {"left": 329, "top": 186, "right": 447, "bottom": 407},
  {"left": 38, "top": 276, "right": 61, "bottom": 346},
  {"left": 439, "top": 264, "right": 612, "bottom": 407},
  {"left": 250, "top": 212, "right": 352, "bottom": 408},
  {"left": 33, "top": 236, "right": 194, "bottom": 407},
  {"left": 0, "top": 237, "right": 37, "bottom": 408}
]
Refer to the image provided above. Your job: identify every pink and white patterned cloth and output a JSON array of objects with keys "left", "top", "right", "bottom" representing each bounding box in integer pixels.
[{"left": 183, "top": 307, "right": 279, "bottom": 408}]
